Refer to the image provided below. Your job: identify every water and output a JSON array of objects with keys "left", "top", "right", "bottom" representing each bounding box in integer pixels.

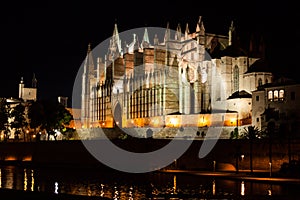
[{"left": 0, "top": 164, "right": 299, "bottom": 199}]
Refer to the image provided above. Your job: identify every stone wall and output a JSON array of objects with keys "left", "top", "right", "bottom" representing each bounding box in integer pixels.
[{"left": 0, "top": 139, "right": 299, "bottom": 172}]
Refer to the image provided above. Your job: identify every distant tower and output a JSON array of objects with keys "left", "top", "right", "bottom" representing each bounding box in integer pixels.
[
  {"left": 228, "top": 21, "right": 235, "bottom": 46},
  {"left": 19, "top": 77, "right": 24, "bottom": 99},
  {"left": 18, "top": 75, "right": 37, "bottom": 101},
  {"left": 32, "top": 73, "right": 37, "bottom": 88},
  {"left": 258, "top": 36, "right": 266, "bottom": 59}
]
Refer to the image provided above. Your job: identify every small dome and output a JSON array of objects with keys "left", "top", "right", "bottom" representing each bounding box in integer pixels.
[{"left": 227, "top": 90, "right": 252, "bottom": 99}]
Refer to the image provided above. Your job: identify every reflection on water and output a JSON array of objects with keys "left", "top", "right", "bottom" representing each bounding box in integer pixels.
[
  {"left": 212, "top": 179, "right": 215, "bottom": 195},
  {"left": 241, "top": 181, "right": 245, "bottom": 196},
  {"left": 23, "top": 169, "right": 34, "bottom": 191},
  {"left": 54, "top": 181, "right": 59, "bottom": 194},
  {"left": 0, "top": 165, "right": 299, "bottom": 199}
]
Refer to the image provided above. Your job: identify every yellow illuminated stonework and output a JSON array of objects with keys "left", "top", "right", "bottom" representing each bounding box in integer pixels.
[{"left": 79, "top": 17, "right": 275, "bottom": 138}]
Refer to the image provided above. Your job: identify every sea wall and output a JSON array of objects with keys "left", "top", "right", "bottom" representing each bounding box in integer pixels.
[{"left": 0, "top": 138, "right": 299, "bottom": 172}]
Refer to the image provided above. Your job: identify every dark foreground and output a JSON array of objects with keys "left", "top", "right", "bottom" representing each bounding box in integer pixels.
[
  {"left": 0, "top": 139, "right": 300, "bottom": 199},
  {"left": 0, "top": 188, "right": 111, "bottom": 200},
  {"left": 0, "top": 187, "right": 298, "bottom": 200}
]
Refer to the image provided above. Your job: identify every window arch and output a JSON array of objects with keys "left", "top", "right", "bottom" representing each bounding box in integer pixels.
[
  {"left": 274, "top": 90, "right": 279, "bottom": 101},
  {"left": 233, "top": 65, "right": 239, "bottom": 92},
  {"left": 279, "top": 89, "right": 284, "bottom": 101},
  {"left": 258, "top": 78, "right": 262, "bottom": 86},
  {"left": 268, "top": 91, "right": 273, "bottom": 101}
]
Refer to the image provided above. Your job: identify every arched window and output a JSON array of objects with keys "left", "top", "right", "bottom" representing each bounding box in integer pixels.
[
  {"left": 258, "top": 78, "right": 262, "bottom": 86},
  {"left": 233, "top": 65, "right": 239, "bottom": 92},
  {"left": 274, "top": 90, "right": 279, "bottom": 101},
  {"left": 265, "top": 79, "right": 268, "bottom": 84},
  {"left": 268, "top": 91, "right": 273, "bottom": 101},
  {"left": 279, "top": 89, "right": 284, "bottom": 101}
]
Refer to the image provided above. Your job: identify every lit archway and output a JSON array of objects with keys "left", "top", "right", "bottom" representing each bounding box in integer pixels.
[{"left": 113, "top": 102, "right": 122, "bottom": 128}]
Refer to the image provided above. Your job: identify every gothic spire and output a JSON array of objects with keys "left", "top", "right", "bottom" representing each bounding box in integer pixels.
[
  {"left": 32, "top": 73, "right": 37, "bottom": 88},
  {"left": 185, "top": 23, "right": 190, "bottom": 39},
  {"left": 142, "top": 27, "right": 150, "bottom": 44},
  {"left": 175, "top": 23, "right": 181, "bottom": 41},
  {"left": 87, "top": 42, "right": 91, "bottom": 53},
  {"left": 258, "top": 35, "right": 266, "bottom": 59},
  {"left": 164, "top": 22, "right": 170, "bottom": 43},
  {"left": 200, "top": 21, "right": 205, "bottom": 33},
  {"left": 134, "top": 33, "right": 140, "bottom": 50},
  {"left": 109, "top": 23, "right": 122, "bottom": 58},
  {"left": 84, "top": 43, "right": 95, "bottom": 75},
  {"left": 228, "top": 20, "right": 235, "bottom": 46},
  {"left": 141, "top": 27, "right": 150, "bottom": 49},
  {"left": 248, "top": 33, "right": 257, "bottom": 57},
  {"left": 196, "top": 16, "right": 202, "bottom": 32}
]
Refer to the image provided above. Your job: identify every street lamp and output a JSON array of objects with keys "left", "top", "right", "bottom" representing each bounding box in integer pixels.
[
  {"left": 269, "top": 162, "right": 272, "bottom": 177},
  {"left": 213, "top": 160, "right": 216, "bottom": 172}
]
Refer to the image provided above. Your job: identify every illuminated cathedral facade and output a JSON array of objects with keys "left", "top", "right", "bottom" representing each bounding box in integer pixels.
[{"left": 80, "top": 16, "right": 273, "bottom": 138}]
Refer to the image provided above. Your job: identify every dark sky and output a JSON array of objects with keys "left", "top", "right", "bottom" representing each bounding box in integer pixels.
[{"left": 1, "top": 0, "right": 299, "bottom": 106}]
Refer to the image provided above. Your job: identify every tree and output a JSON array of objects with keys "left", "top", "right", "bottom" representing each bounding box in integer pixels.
[
  {"left": 28, "top": 99, "right": 73, "bottom": 140},
  {"left": 55, "top": 103, "right": 73, "bottom": 132},
  {"left": 0, "top": 98, "right": 9, "bottom": 141},
  {"left": 241, "top": 125, "right": 261, "bottom": 174},
  {"left": 230, "top": 127, "right": 239, "bottom": 139},
  {"left": 28, "top": 100, "right": 45, "bottom": 139},
  {"left": 10, "top": 103, "right": 28, "bottom": 141}
]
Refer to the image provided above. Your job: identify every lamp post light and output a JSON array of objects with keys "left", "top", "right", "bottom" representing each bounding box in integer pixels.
[
  {"left": 213, "top": 160, "right": 216, "bottom": 172},
  {"left": 269, "top": 162, "right": 272, "bottom": 177},
  {"left": 24, "top": 129, "right": 29, "bottom": 142}
]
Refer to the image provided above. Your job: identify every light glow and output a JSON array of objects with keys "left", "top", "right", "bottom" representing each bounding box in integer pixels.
[
  {"left": 54, "top": 182, "right": 59, "bottom": 194},
  {"left": 5, "top": 156, "right": 17, "bottom": 161},
  {"left": 241, "top": 181, "right": 245, "bottom": 196},
  {"left": 169, "top": 117, "right": 179, "bottom": 127},
  {"left": 31, "top": 170, "right": 34, "bottom": 191},
  {"left": 212, "top": 179, "right": 216, "bottom": 195},
  {"left": 24, "top": 169, "right": 27, "bottom": 191}
]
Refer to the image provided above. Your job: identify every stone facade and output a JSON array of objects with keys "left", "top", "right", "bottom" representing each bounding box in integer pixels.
[
  {"left": 80, "top": 17, "right": 273, "bottom": 138},
  {"left": 18, "top": 76, "right": 37, "bottom": 102},
  {"left": 252, "top": 78, "right": 300, "bottom": 135}
]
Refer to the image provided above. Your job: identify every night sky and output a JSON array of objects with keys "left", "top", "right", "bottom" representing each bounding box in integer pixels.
[{"left": 1, "top": 0, "right": 299, "bottom": 106}]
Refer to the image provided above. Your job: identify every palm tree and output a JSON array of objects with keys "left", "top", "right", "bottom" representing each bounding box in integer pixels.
[
  {"left": 229, "top": 127, "right": 241, "bottom": 173},
  {"left": 266, "top": 121, "right": 276, "bottom": 176},
  {"left": 241, "top": 125, "right": 261, "bottom": 174},
  {"left": 289, "top": 121, "right": 297, "bottom": 163},
  {"left": 262, "top": 107, "right": 282, "bottom": 177}
]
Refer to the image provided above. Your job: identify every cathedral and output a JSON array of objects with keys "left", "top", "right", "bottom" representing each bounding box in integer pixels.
[{"left": 80, "top": 16, "right": 273, "bottom": 138}]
